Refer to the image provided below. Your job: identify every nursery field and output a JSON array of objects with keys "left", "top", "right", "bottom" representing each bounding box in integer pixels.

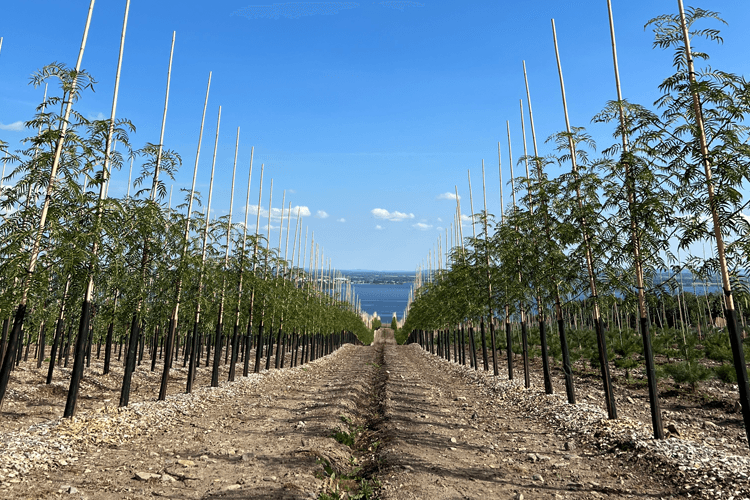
[
  {"left": 3, "top": 0, "right": 750, "bottom": 498},
  {"left": 3, "top": 329, "right": 744, "bottom": 500}
]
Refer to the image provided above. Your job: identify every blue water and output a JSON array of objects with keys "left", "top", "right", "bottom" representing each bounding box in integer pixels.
[{"left": 352, "top": 283, "right": 412, "bottom": 321}]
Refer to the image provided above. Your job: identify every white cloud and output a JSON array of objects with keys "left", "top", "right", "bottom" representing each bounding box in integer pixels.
[
  {"left": 413, "top": 222, "right": 433, "bottom": 230},
  {"left": 262, "top": 224, "right": 279, "bottom": 231},
  {"left": 248, "top": 204, "right": 311, "bottom": 220},
  {"left": 371, "top": 208, "right": 415, "bottom": 222},
  {"left": 437, "top": 217, "right": 442, "bottom": 222},
  {"left": 437, "top": 192, "right": 460, "bottom": 201},
  {"left": 0, "top": 121, "right": 24, "bottom": 131},
  {"left": 337, "top": 218, "right": 346, "bottom": 223},
  {"left": 87, "top": 112, "right": 106, "bottom": 121},
  {"left": 461, "top": 214, "right": 472, "bottom": 223},
  {"left": 375, "top": 225, "right": 383, "bottom": 230},
  {"left": 316, "top": 210, "right": 329, "bottom": 219},
  {"left": 436, "top": 226, "right": 444, "bottom": 231}
]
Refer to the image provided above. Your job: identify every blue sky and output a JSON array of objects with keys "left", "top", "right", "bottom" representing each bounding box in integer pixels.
[{"left": 1, "top": 1, "right": 749, "bottom": 271}]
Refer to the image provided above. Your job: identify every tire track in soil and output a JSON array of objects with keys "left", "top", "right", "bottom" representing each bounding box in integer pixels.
[
  {"left": 9, "top": 344, "right": 382, "bottom": 500},
  {"left": 375, "top": 340, "right": 679, "bottom": 499}
]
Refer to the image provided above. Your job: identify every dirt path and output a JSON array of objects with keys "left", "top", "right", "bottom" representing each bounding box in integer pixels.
[
  {"left": 373, "top": 334, "right": 675, "bottom": 499},
  {"left": 7, "top": 345, "right": 381, "bottom": 499},
  {"left": 5, "top": 332, "right": 683, "bottom": 499}
]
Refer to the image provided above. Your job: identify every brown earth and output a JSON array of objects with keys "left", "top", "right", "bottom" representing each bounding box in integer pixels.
[{"left": 0, "top": 329, "right": 691, "bottom": 499}]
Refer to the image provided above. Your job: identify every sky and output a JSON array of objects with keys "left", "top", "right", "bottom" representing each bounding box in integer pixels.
[{"left": 1, "top": 1, "right": 750, "bottom": 272}]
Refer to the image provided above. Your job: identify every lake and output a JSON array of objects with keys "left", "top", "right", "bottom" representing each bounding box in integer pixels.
[{"left": 352, "top": 283, "right": 412, "bottom": 321}]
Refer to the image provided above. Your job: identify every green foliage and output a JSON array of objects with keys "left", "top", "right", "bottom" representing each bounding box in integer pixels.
[
  {"left": 661, "top": 360, "right": 712, "bottom": 391},
  {"left": 372, "top": 318, "right": 381, "bottom": 330},
  {"left": 612, "top": 329, "right": 643, "bottom": 379},
  {"left": 391, "top": 316, "right": 397, "bottom": 330},
  {"left": 332, "top": 416, "right": 362, "bottom": 449},
  {"left": 703, "top": 331, "right": 733, "bottom": 362},
  {"left": 714, "top": 363, "right": 737, "bottom": 384}
]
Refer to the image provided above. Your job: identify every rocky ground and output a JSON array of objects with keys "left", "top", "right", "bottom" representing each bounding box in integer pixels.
[{"left": 0, "top": 330, "right": 747, "bottom": 499}]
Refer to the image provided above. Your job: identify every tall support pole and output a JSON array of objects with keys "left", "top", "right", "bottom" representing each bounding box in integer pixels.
[
  {"left": 256, "top": 179, "right": 273, "bottom": 372},
  {"left": 676, "top": 0, "right": 750, "bottom": 445},
  {"left": 234, "top": 147, "right": 253, "bottom": 379},
  {"left": 552, "top": 18, "right": 616, "bottom": 419},
  {"left": 211, "top": 126, "right": 239, "bottom": 386},
  {"left": 250, "top": 166, "right": 265, "bottom": 374},
  {"left": 186, "top": 105, "right": 221, "bottom": 393},
  {"left": 524, "top": 60, "right": 575, "bottom": 403},
  {"left": 520, "top": 98, "right": 553, "bottom": 395},
  {"left": 481, "top": 161, "right": 498, "bottom": 376},
  {"left": 0, "top": 0, "right": 96, "bottom": 409},
  {"left": 606, "top": 0, "right": 661, "bottom": 436},
  {"left": 467, "top": 170, "right": 488, "bottom": 370},
  {"left": 65, "top": 0, "right": 128, "bottom": 417},
  {"left": 499, "top": 142, "right": 513, "bottom": 380},
  {"left": 152, "top": 31, "right": 176, "bottom": 196},
  {"left": 172, "top": 72, "right": 211, "bottom": 396},
  {"left": 508, "top": 122, "right": 531, "bottom": 389}
]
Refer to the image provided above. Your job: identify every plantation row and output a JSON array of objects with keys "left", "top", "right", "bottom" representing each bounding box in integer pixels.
[
  {"left": 0, "top": 1, "right": 371, "bottom": 418},
  {"left": 402, "top": 1, "right": 750, "bottom": 448}
]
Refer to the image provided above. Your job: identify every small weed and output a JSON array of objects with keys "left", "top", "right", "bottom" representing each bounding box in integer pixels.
[
  {"left": 318, "top": 492, "right": 341, "bottom": 500},
  {"left": 333, "top": 429, "right": 356, "bottom": 448}
]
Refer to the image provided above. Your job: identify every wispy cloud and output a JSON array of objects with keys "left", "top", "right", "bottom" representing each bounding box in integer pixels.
[
  {"left": 248, "top": 204, "right": 311, "bottom": 220},
  {"left": 375, "top": 225, "right": 383, "bottom": 230},
  {"left": 437, "top": 192, "right": 459, "bottom": 201},
  {"left": 337, "top": 218, "right": 346, "bottom": 223},
  {"left": 87, "top": 112, "right": 106, "bottom": 121},
  {"left": 232, "top": 2, "right": 359, "bottom": 20},
  {"left": 371, "top": 208, "right": 414, "bottom": 222},
  {"left": 378, "top": 1, "right": 424, "bottom": 11},
  {"left": 0, "top": 121, "right": 24, "bottom": 132},
  {"left": 316, "top": 210, "right": 329, "bottom": 219},
  {"left": 413, "top": 222, "right": 432, "bottom": 230}
]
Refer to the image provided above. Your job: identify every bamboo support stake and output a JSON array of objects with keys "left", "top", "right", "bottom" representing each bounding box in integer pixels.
[
  {"left": 186, "top": 105, "right": 221, "bottom": 393},
  {"left": 0, "top": 0, "right": 96, "bottom": 409},
  {"left": 171, "top": 72, "right": 211, "bottom": 396},
  {"left": 211, "top": 126, "right": 239, "bottom": 387},
  {"left": 552, "top": 18, "right": 616, "bottom": 418},
  {"left": 508, "top": 122, "right": 531, "bottom": 389},
  {"left": 481, "top": 161, "right": 498, "bottom": 375},
  {"left": 250, "top": 165, "right": 265, "bottom": 374},
  {"left": 499, "top": 141, "right": 513, "bottom": 379},
  {"left": 234, "top": 147, "right": 253, "bottom": 378},
  {"left": 65, "top": 0, "right": 128, "bottom": 417},
  {"left": 523, "top": 61, "right": 573, "bottom": 402},
  {"left": 257, "top": 179, "right": 273, "bottom": 371},
  {"left": 467, "top": 171, "right": 477, "bottom": 239},
  {"left": 151, "top": 31, "right": 176, "bottom": 199},
  {"left": 605, "top": 1, "right": 661, "bottom": 432},
  {"left": 676, "top": 0, "right": 750, "bottom": 444},
  {"left": 520, "top": 99, "right": 554, "bottom": 395}
]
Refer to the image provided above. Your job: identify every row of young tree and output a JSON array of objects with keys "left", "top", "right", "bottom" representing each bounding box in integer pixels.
[
  {"left": 402, "top": 1, "right": 750, "bottom": 448},
  {"left": 0, "top": 0, "right": 370, "bottom": 418}
]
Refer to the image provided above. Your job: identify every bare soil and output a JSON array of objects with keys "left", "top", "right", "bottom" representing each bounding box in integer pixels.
[{"left": 0, "top": 330, "right": 693, "bottom": 499}]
